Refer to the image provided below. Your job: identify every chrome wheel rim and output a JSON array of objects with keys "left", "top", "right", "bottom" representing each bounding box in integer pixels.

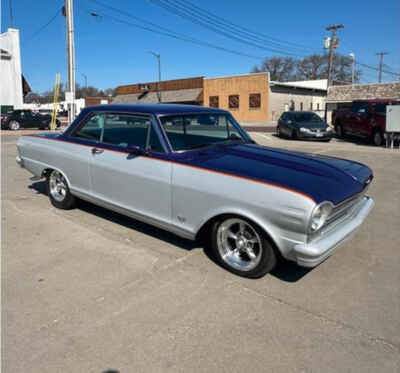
[
  {"left": 10, "top": 121, "right": 20, "bottom": 130},
  {"left": 217, "top": 218, "right": 262, "bottom": 272},
  {"left": 49, "top": 171, "right": 67, "bottom": 202}
]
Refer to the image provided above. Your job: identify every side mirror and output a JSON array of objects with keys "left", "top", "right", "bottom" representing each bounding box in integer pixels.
[{"left": 127, "top": 145, "right": 147, "bottom": 156}]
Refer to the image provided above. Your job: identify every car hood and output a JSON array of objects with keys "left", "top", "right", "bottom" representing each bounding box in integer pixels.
[{"left": 178, "top": 144, "right": 372, "bottom": 205}]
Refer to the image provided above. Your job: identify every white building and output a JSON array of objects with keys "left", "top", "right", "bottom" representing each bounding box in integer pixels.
[
  {"left": 269, "top": 79, "right": 327, "bottom": 121},
  {"left": 0, "top": 28, "right": 24, "bottom": 110}
]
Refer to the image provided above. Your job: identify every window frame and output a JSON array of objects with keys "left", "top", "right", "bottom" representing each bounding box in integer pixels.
[
  {"left": 156, "top": 112, "right": 251, "bottom": 153},
  {"left": 249, "top": 93, "right": 261, "bottom": 109},
  {"left": 228, "top": 94, "right": 240, "bottom": 110},
  {"left": 69, "top": 111, "right": 168, "bottom": 153},
  {"left": 209, "top": 96, "right": 219, "bottom": 108}
]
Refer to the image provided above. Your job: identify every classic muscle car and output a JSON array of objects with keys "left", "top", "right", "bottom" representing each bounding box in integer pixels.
[{"left": 16, "top": 104, "right": 374, "bottom": 278}]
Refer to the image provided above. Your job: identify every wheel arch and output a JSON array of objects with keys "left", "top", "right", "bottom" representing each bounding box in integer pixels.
[
  {"left": 41, "top": 167, "right": 72, "bottom": 188},
  {"left": 195, "top": 210, "right": 280, "bottom": 254}
]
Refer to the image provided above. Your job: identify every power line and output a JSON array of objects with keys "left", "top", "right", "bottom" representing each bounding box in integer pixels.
[
  {"left": 376, "top": 52, "right": 389, "bottom": 83},
  {"left": 162, "top": 0, "right": 319, "bottom": 52},
  {"left": 22, "top": 6, "right": 62, "bottom": 44},
  {"left": 86, "top": 7, "right": 264, "bottom": 60},
  {"left": 147, "top": 0, "right": 311, "bottom": 57},
  {"left": 356, "top": 61, "right": 400, "bottom": 77}
]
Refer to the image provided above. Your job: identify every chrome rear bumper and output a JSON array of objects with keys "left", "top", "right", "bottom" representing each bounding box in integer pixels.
[{"left": 293, "top": 196, "right": 374, "bottom": 267}]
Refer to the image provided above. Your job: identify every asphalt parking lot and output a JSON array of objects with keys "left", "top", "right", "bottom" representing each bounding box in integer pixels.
[{"left": 2, "top": 130, "right": 400, "bottom": 372}]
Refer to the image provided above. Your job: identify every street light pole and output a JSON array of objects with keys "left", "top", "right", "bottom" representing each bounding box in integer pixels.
[
  {"left": 349, "top": 52, "right": 355, "bottom": 87},
  {"left": 147, "top": 51, "right": 162, "bottom": 103}
]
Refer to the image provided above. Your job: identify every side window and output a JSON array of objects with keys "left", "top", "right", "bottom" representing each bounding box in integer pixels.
[
  {"left": 73, "top": 113, "right": 104, "bottom": 141},
  {"left": 102, "top": 114, "right": 151, "bottom": 149},
  {"left": 148, "top": 125, "right": 164, "bottom": 153}
]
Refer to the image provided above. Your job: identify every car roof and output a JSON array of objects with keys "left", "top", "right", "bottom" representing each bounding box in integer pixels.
[{"left": 85, "top": 103, "right": 228, "bottom": 115}]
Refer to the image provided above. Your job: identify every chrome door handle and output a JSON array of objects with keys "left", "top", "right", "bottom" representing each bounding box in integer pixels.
[{"left": 91, "top": 147, "right": 104, "bottom": 155}]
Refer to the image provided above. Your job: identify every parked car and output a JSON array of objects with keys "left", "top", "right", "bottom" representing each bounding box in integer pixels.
[
  {"left": 277, "top": 111, "right": 333, "bottom": 141},
  {"left": 332, "top": 99, "right": 400, "bottom": 146},
  {"left": 16, "top": 104, "right": 374, "bottom": 278},
  {"left": 1, "top": 109, "right": 60, "bottom": 130}
]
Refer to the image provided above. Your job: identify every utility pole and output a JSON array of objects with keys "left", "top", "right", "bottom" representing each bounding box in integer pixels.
[
  {"left": 376, "top": 52, "right": 388, "bottom": 83},
  {"left": 349, "top": 52, "right": 355, "bottom": 87},
  {"left": 63, "top": 0, "right": 76, "bottom": 123},
  {"left": 9, "top": 0, "right": 14, "bottom": 27},
  {"left": 147, "top": 51, "right": 162, "bottom": 103},
  {"left": 324, "top": 24, "right": 343, "bottom": 122}
]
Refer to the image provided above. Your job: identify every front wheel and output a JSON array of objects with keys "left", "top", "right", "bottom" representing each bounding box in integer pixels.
[
  {"left": 47, "top": 170, "right": 76, "bottom": 209},
  {"left": 211, "top": 216, "right": 277, "bottom": 278}
]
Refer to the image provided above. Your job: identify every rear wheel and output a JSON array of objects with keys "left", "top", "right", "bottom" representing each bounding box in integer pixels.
[
  {"left": 335, "top": 122, "right": 344, "bottom": 138},
  {"left": 372, "top": 130, "right": 384, "bottom": 147},
  {"left": 211, "top": 216, "right": 277, "bottom": 278},
  {"left": 47, "top": 170, "right": 76, "bottom": 209},
  {"left": 9, "top": 120, "right": 20, "bottom": 130}
]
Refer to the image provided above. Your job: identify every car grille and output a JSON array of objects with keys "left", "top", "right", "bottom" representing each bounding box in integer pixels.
[
  {"left": 327, "top": 193, "right": 364, "bottom": 226},
  {"left": 310, "top": 193, "right": 365, "bottom": 241}
]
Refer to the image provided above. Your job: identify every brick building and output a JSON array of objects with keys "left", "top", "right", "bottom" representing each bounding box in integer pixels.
[
  {"left": 113, "top": 77, "right": 204, "bottom": 105},
  {"left": 114, "top": 74, "right": 329, "bottom": 124},
  {"left": 203, "top": 73, "right": 270, "bottom": 123}
]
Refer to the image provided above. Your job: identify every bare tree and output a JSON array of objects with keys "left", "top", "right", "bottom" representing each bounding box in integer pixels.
[
  {"left": 251, "top": 57, "right": 297, "bottom": 81},
  {"left": 252, "top": 53, "right": 361, "bottom": 84}
]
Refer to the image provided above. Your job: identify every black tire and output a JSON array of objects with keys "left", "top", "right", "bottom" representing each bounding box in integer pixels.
[
  {"left": 372, "top": 129, "right": 384, "bottom": 147},
  {"left": 335, "top": 122, "right": 344, "bottom": 138},
  {"left": 276, "top": 125, "right": 282, "bottom": 137},
  {"left": 210, "top": 216, "right": 277, "bottom": 278},
  {"left": 9, "top": 120, "right": 20, "bottom": 130},
  {"left": 46, "top": 170, "right": 76, "bottom": 209}
]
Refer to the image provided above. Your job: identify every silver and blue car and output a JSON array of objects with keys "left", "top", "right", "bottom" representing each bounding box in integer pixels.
[{"left": 16, "top": 104, "right": 374, "bottom": 278}]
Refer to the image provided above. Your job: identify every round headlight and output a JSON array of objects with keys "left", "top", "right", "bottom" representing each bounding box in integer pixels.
[{"left": 309, "top": 202, "right": 333, "bottom": 233}]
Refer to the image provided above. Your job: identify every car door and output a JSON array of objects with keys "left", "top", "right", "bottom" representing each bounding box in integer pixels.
[
  {"left": 88, "top": 112, "right": 172, "bottom": 225},
  {"left": 352, "top": 103, "right": 370, "bottom": 137}
]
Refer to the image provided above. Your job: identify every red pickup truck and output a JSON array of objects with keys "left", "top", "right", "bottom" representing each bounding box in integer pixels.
[{"left": 332, "top": 99, "right": 400, "bottom": 146}]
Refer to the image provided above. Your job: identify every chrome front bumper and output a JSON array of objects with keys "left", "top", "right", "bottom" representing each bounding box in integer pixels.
[
  {"left": 293, "top": 196, "right": 374, "bottom": 267},
  {"left": 16, "top": 155, "right": 24, "bottom": 167}
]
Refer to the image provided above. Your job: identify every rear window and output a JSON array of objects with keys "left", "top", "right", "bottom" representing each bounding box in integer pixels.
[{"left": 373, "top": 102, "right": 400, "bottom": 114}]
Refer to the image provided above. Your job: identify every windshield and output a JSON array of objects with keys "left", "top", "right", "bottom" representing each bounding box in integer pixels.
[
  {"left": 159, "top": 113, "right": 250, "bottom": 151},
  {"left": 294, "top": 113, "right": 323, "bottom": 123}
]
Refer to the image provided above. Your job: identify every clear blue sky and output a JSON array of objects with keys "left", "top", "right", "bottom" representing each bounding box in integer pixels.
[{"left": 1, "top": 0, "right": 399, "bottom": 93}]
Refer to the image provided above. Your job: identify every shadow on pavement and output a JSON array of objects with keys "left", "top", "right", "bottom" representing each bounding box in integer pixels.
[
  {"left": 29, "top": 180, "right": 313, "bottom": 282},
  {"left": 29, "top": 180, "right": 199, "bottom": 252}
]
